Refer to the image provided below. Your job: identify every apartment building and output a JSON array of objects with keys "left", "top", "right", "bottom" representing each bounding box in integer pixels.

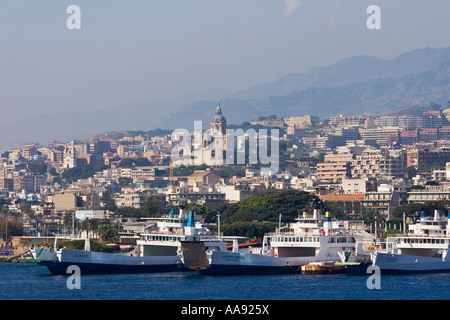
[{"left": 316, "top": 153, "right": 353, "bottom": 182}]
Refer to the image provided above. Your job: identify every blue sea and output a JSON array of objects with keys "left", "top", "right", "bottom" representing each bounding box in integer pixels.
[{"left": 1, "top": 262, "right": 450, "bottom": 301}]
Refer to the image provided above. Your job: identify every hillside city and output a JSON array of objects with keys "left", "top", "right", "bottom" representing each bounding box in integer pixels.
[{"left": 2, "top": 101, "right": 450, "bottom": 246}]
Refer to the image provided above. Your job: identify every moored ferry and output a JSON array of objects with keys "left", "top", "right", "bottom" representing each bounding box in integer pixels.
[
  {"left": 190, "top": 210, "right": 368, "bottom": 275},
  {"left": 32, "top": 209, "right": 228, "bottom": 274},
  {"left": 347, "top": 210, "right": 450, "bottom": 275}
]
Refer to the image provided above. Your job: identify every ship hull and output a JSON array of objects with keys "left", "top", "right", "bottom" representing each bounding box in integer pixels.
[
  {"left": 39, "top": 260, "right": 186, "bottom": 275},
  {"left": 346, "top": 253, "right": 450, "bottom": 275},
  {"left": 198, "top": 251, "right": 330, "bottom": 275},
  {"left": 37, "top": 249, "right": 187, "bottom": 275},
  {"left": 373, "top": 252, "right": 450, "bottom": 275}
]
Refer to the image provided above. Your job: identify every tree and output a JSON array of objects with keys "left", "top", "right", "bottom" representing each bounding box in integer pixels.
[
  {"left": 142, "top": 197, "right": 165, "bottom": 217},
  {"left": 392, "top": 203, "right": 428, "bottom": 223},
  {"left": 101, "top": 191, "right": 117, "bottom": 212},
  {"left": 323, "top": 201, "right": 345, "bottom": 219},
  {"left": 118, "top": 158, "right": 135, "bottom": 168},
  {"left": 221, "top": 190, "right": 317, "bottom": 224},
  {"left": 133, "top": 157, "right": 151, "bottom": 167},
  {"left": 0, "top": 217, "right": 23, "bottom": 240},
  {"left": 97, "top": 220, "right": 119, "bottom": 242},
  {"left": 113, "top": 206, "right": 141, "bottom": 218},
  {"left": 358, "top": 207, "right": 385, "bottom": 227},
  {"left": 80, "top": 218, "right": 99, "bottom": 238},
  {"left": 406, "top": 166, "right": 417, "bottom": 178}
]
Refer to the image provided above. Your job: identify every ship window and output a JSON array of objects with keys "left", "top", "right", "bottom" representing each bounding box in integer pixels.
[{"left": 328, "top": 237, "right": 336, "bottom": 243}]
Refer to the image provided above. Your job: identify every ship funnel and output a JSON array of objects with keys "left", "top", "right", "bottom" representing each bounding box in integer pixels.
[
  {"left": 447, "top": 213, "right": 450, "bottom": 233},
  {"left": 421, "top": 212, "right": 426, "bottom": 220},
  {"left": 185, "top": 211, "right": 196, "bottom": 236},
  {"left": 434, "top": 209, "right": 440, "bottom": 221},
  {"left": 187, "top": 211, "right": 195, "bottom": 228},
  {"left": 179, "top": 208, "right": 184, "bottom": 220},
  {"left": 313, "top": 209, "right": 318, "bottom": 220},
  {"left": 324, "top": 212, "right": 332, "bottom": 236},
  {"left": 170, "top": 209, "right": 174, "bottom": 218}
]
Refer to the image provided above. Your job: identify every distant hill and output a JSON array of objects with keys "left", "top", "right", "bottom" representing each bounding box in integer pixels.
[
  {"left": 158, "top": 59, "right": 450, "bottom": 128},
  {"left": 1, "top": 46, "right": 450, "bottom": 151},
  {"left": 231, "top": 46, "right": 450, "bottom": 100}
]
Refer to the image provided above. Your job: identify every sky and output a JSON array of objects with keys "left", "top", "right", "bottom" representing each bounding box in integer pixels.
[{"left": 0, "top": 0, "right": 450, "bottom": 127}]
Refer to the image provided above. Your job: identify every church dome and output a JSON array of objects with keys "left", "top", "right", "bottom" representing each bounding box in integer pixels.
[{"left": 211, "top": 103, "right": 227, "bottom": 124}]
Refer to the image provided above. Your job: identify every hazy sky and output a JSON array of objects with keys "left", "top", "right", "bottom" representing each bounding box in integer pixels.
[{"left": 1, "top": 0, "right": 450, "bottom": 125}]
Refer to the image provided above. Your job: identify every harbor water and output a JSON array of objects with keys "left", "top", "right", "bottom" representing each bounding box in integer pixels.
[{"left": 2, "top": 262, "right": 450, "bottom": 300}]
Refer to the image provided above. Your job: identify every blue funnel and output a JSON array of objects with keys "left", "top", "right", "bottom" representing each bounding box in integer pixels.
[
  {"left": 187, "top": 211, "right": 195, "bottom": 228},
  {"left": 170, "top": 209, "right": 174, "bottom": 218}
]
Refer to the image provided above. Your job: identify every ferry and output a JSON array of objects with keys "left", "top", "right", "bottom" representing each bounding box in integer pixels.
[
  {"left": 32, "top": 209, "right": 228, "bottom": 274},
  {"left": 347, "top": 210, "right": 450, "bottom": 275},
  {"left": 187, "top": 210, "right": 368, "bottom": 275}
]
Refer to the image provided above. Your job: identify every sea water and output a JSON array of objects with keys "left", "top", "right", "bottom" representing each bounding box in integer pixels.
[{"left": 1, "top": 262, "right": 450, "bottom": 300}]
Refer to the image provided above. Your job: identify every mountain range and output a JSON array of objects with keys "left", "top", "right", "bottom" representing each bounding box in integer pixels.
[{"left": 2, "top": 46, "right": 450, "bottom": 152}]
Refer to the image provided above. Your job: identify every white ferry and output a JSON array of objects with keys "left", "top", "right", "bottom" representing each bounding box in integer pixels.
[
  {"left": 348, "top": 210, "right": 450, "bottom": 275},
  {"left": 32, "top": 209, "right": 228, "bottom": 274},
  {"left": 192, "top": 210, "right": 367, "bottom": 275}
]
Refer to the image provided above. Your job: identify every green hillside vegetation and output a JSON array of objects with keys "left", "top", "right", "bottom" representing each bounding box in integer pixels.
[{"left": 221, "top": 190, "right": 316, "bottom": 224}]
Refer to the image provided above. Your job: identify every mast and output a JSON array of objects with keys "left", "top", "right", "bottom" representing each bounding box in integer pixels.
[
  {"left": 72, "top": 211, "right": 75, "bottom": 238},
  {"left": 217, "top": 211, "right": 221, "bottom": 240}
]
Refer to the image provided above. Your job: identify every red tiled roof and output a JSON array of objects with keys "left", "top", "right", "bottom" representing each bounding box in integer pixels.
[{"left": 320, "top": 194, "right": 365, "bottom": 201}]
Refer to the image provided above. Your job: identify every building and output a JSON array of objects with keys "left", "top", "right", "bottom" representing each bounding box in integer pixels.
[
  {"left": 220, "top": 185, "right": 253, "bottom": 203},
  {"left": 166, "top": 191, "right": 226, "bottom": 205},
  {"left": 419, "top": 128, "right": 438, "bottom": 142},
  {"left": 351, "top": 148, "right": 383, "bottom": 178},
  {"left": 407, "top": 184, "right": 450, "bottom": 203},
  {"left": 378, "top": 149, "right": 406, "bottom": 178},
  {"left": 417, "top": 149, "right": 450, "bottom": 168},
  {"left": 341, "top": 178, "right": 367, "bottom": 194},
  {"left": 379, "top": 114, "right": 448, "bottom": 129},
  {"left": 301, "top": 136, "right": 328, "bottom": 150},
  {"left": 399, "top": 130, "right": 418, "bottom": 145},
  {"left": 320, "top": 193, "right": 365, "bottom": 215},
  {"left": 115, "top": 193, "right": 145, "bottom": 209},
  {"left": 63, "top": 142, "right": 77, "bottom": 169},
  {"left": 362, "top": 188, "right": 402, "bottom": 220},
  {"left": 360, "top": 127, "right": 400, "bottom": 146},
  {"left": 316, "top": 153, "right": 353, "bottom": 182},
  {"left": 329, "top": 115, "right": 366, "bottom": 127},
  {"left": 283, "top": 115, "right": 319, "bottom": 128},
  {"left": 187, "top": 170, "right": 221, "bottom": 188},
  {"left": 49, "top": 191, "right": 101, "bottom": 212},
  {"left": 326, "top": 127, "right": 361, "bottom": 149}
]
